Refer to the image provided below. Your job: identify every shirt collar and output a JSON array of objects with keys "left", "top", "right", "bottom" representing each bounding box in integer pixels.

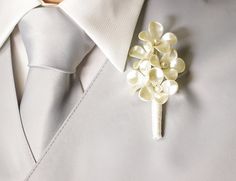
[
  {"left": 0, "top": 0, "right": 144, "bottom": 72},
  {"left": 0, "top": 0, "right": 40, "bottom": 46}
]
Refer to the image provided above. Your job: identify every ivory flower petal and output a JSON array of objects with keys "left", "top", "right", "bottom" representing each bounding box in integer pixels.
[
  {"left": 163, "top": 68, "right": 178, "bottom": 80},
  {"left": 148, "top": 68, "right": 164, "bottom": 85},
  {"left": 148, "top": 21, "right": 164, "bottom": 41},
  {"left": 155, "top": 42, "right": 171, "bottom": 54},
  {"left": 138, "top": 31, "right": 152, "bottom": 42},
  {"left": 127, "top": 70, "right": 143, "bottom": 85},
  {"left": 129, "top": 45, "right": 146, "bottom": 59},
  {"left": 149, "top": 54, "right": 160, "bottom": 67},
  {"left": 160, "top": 54, "right": 171, "bottom": 68},
  {"left": 169, "top": 49, "right": 178, "bottom": 60},
  {"left": 143, "top": 42, "right": 153, "bottom": 53},
  {"left": 161, "top": 32, "right": 178, "bottom": 45},
  {"left": 139, "top": 60, "right": 152, "bottom": 75},
  {"left": 160, "top": 51, "right": 185, "bottom": 76},
  {"left": 139, "top": 86, "right": 153, "bottom": 101},
  {"left": 154, "top": 84, "right": 162, "bottom": 93},
  {"left": 170, "top": 58, "right": 185, "bottom": 73},
  {"left": 162, "top": 80, "right": 179, "bottom": 95},
  {"left": 160, "top": 50, "right": 178, "bottom": 65},
  {"left": 154, "top": 92, "right": 169, "bottom": 104},
  {"left": 132, "top": 60, "right": 142, "bottom": 69}
]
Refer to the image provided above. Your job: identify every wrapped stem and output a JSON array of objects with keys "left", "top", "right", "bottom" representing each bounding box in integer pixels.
[{"left": 151, "top": 100, "right": 162, "bottom": 140}]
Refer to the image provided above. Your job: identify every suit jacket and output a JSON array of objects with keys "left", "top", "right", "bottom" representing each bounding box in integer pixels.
[{"left": 1, "top": 0, "right": 236, "bottom": 180}]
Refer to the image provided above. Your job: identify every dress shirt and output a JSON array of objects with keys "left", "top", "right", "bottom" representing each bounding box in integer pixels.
[{"left": 4, "top": 0, "right": 144, "bottom": 101}]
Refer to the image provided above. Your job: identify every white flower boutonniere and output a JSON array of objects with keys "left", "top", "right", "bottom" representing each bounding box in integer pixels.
[{"left": 127, "top": 21, "right": 185, "bottom": 141}]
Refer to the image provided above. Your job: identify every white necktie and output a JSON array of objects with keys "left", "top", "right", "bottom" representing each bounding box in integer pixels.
[{"left": 19, "top": 6, "right": 94, "bottom": 160}]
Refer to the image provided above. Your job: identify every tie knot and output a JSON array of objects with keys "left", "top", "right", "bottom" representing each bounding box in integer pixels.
[{"left": 19, "top": 7, "right": 94, "bottom": 73}]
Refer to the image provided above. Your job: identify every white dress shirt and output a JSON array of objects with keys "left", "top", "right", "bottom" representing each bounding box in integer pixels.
[{"left": 6, "top": 0, "right": 143, "bottom": 101}]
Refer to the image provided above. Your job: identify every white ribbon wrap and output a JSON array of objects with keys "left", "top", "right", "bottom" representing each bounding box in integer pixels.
[{"left": 151, "top": 100, "right": 162, "bottom": 140}]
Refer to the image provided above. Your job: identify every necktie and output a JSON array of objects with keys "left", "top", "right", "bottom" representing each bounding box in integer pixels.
[{"left": 19, "top": 7, "right": 95, "bottom": 161}]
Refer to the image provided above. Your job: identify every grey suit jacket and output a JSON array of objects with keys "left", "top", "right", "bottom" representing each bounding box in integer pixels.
[{"left": 1, "top": 0, "right": 236, "bottom": 180}]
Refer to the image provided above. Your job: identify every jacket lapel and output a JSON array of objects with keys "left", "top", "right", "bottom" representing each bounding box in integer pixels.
[{"left": 0, "top": 39, "right": 36, "bottom": 180}]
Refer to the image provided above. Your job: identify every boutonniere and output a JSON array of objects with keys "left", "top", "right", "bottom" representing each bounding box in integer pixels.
[{"left": 127, "top": 21, "right": 185, "bottom": 141}]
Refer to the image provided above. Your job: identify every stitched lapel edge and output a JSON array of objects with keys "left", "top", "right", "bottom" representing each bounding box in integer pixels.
[
  {"left": 10, "top": 35, "right": 37, "bottom": 163},
  {"left": 0, "top": 38, "right": 36, "bottom": 179}
]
